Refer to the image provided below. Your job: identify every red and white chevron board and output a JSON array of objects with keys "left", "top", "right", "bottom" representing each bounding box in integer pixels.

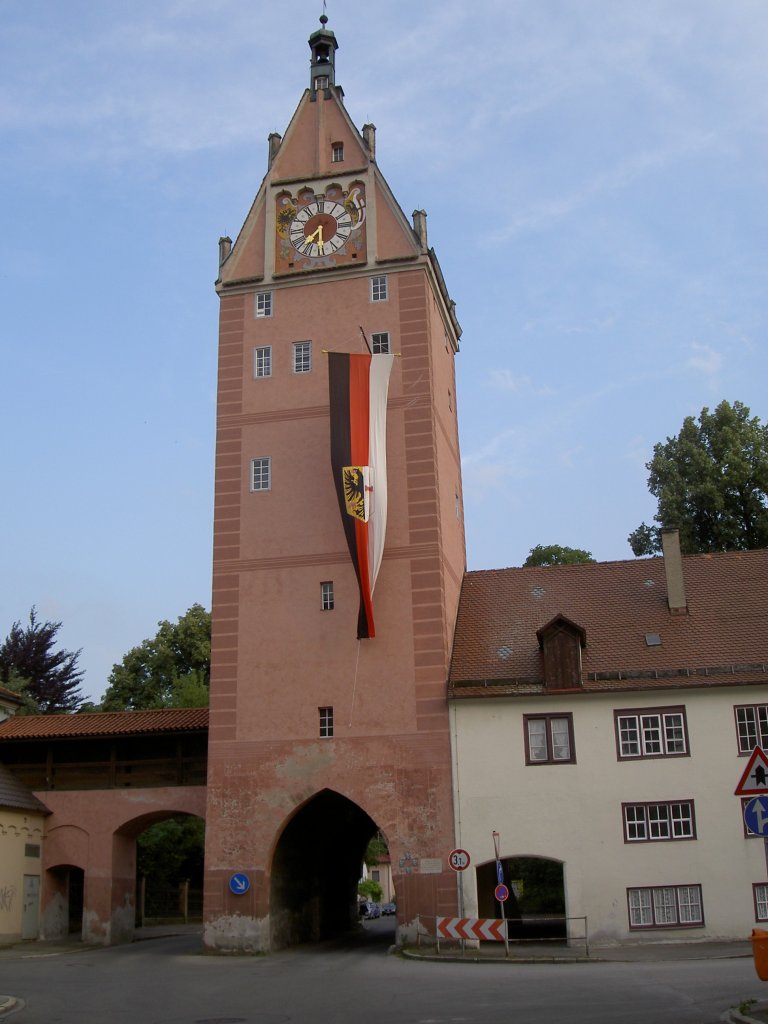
[{"left": 436, "top": 917, "right": 507, "bottom": 941}]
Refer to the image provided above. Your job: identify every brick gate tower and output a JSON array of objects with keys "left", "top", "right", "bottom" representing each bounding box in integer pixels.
[{"left": 204, "top": 17, "right": 465, "bottom": 952}]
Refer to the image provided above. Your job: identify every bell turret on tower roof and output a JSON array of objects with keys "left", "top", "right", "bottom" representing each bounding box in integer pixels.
[{"left": 309, "top": 14, "right": 338, "bottom": 95}]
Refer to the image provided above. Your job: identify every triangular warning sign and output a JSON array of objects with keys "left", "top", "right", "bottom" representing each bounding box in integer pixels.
[{"left": 735, "top": 747, "right": 768, "bottom": 795}]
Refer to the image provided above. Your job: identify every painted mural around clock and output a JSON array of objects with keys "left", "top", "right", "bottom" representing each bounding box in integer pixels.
[{"left": 275, "top": 181, "right": 366, "bottom": 272}]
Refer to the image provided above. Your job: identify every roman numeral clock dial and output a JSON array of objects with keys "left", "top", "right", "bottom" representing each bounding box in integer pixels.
[{"left": 289, "top": 200, "right": 352, "bottom": 258}]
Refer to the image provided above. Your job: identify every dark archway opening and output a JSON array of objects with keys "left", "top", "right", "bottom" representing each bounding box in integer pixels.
[
  {"left": 48, "top": 865, "right": 84, "bottom": 937},
  {"left": 270, "top": 789, "right": 378, "bottom": 949},
  {"left": 135, "top": 814, "right": 205, "bottom": 924},
  {"left": 476, "top": 856, "right": 566, "bottom": 943}
]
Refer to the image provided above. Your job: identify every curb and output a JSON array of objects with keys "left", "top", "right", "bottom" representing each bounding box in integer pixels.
[{"left": 0, "top": 996, "right": 18, "bottom": 1017}]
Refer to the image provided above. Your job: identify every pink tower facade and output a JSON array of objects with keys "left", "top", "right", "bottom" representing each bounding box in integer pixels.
[{"left": 204, "top": 19, "right": 466, "bottom": 951}]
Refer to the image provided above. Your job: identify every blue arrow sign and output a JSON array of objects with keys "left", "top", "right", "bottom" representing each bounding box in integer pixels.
[
  {"left": 229, "top": 872, "right": 250, "bottom": 895},
  {"left": 496, "top": 861, "right": 504, "bottom": 885},
  {"left": 744, "top": 797, "right": 768, "bottom": 836}
]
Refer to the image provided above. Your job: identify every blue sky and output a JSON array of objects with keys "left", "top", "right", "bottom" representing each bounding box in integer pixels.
[{"left": 2, "top": 1, "right": 766, "bottom": 703}]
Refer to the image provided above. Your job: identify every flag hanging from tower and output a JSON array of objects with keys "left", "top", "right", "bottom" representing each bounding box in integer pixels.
[{"left": 328, "top": 352, "right": 394, "bottom": 639}]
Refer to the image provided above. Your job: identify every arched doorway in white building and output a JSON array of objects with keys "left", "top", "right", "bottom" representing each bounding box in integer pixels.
[{"left": 476, "top": 855, "right": 566, "bottom": 943}]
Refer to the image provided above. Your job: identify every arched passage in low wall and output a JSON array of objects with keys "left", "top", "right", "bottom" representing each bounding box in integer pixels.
[{"left": 39, "top": 786, "right": 207, "bottom": 945}]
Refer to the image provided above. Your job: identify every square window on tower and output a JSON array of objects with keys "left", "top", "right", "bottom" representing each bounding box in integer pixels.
[
  {"left": 253, "top": 346, "right": 272, "bottom": 378},
  {"left": 293, "top": 341, "right": 312, "bottom": 373},
  {"left": 319, "top": 706, "right": 334, "bottom": 738},
  {"left": 254, "top": 291, "right": 273, "bottom": 318},
  {"left": 371, "top": 332, "right": 390, "bottom": 354},
  {"left": 250, "top": 457, "right": 271, "bottom": 492},
  {"left": 371, "top": 275, "right": 388, "bottom": 302}
]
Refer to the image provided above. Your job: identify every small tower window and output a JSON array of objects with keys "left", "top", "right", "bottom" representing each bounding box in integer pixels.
[
  {"left": 254, "top": 291, "right": 272, "bottom": 318},
  {"left": 371, "top": 275, "right": 388, "bottom": 302},
  {"left": 319, "top": 706, "right": 334, "bottom": 738},
  {"left": 321, "top": 581, "right": 334, "bottom": 610},
  {"left": 253, "top": 346, "right": 272, "bottom": 379},
  {"left": 251, "top": 457, "right": 271, "bottom": 492},
  {"left": 332, "top": 142, "right": 344, "bottom": 163},
  {"left": 372, "top": 332, "right": 390, "bottom": 354},
  {"left": 293, "top": 341, "right": 312, "bottom": 373}
]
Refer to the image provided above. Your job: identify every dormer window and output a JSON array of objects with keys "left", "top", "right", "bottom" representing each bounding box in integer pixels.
[{"left": 536, "top": 614, "right": 586, "bottom": 690}]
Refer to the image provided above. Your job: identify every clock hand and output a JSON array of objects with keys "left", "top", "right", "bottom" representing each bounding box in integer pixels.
[{"left": 306, "top": 224, "right": 325, "bottom": 255}]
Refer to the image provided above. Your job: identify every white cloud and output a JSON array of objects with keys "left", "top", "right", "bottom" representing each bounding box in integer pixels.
[
  {"left": 488, "top": 369, "right": 554, "bottom": 396},
  {"left": 687, "top": 342, "right": 724, "bottom": 375}
]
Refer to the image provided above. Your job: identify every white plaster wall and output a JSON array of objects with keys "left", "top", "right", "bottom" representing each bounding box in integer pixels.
[{"left": 450, "top": 687, "right": 768, "bottom": 944}]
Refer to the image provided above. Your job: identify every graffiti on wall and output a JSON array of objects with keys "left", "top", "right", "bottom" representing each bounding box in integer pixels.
[{"left": 0, "top": 884, "right": 17, "bottom": 913}]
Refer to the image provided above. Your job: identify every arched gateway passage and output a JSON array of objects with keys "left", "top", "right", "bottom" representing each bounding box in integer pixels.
[{"left": 270, "top": 789, "right": 378, "bottom": 949}]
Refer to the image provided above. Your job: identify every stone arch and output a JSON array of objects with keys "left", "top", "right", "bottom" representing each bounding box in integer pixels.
[
  {"left": 43, "top": 863, "right": 85, "bottom": 940},
  {"left": 269, "top": 788, "right": 380, "bottom": 949},
  {"left": 39, "top": 786, "right": 206, "bottom": 945}
]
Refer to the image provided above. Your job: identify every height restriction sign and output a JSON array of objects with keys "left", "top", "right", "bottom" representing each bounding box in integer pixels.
[{"left": 448, "top": 848, "right": 471, "bottom": 871}]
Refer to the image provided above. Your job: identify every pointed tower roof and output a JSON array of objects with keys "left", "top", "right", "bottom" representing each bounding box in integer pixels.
[{"left": 215, "top": 17, "right": 461, "bottom": 343}]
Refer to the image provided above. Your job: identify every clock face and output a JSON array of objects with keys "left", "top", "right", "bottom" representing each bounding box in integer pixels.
[{"left": 289, "top": 200, "right": 353, "bottom": 257}]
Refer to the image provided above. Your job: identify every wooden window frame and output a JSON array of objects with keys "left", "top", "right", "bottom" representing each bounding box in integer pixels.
[
  {"left": 523, "top": 713, "right": 576, "bottom": 765},
  {"left": 614, "top": 705, "right": 689, "bottom": 761}
]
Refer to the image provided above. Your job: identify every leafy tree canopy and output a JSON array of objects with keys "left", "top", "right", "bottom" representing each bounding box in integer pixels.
[
  {"left": 101, "top": 604, "right": 211, "bottom": 711},
  {"left": 629, "top": 400, "right": 768, "bottom": 556},
  {"left": 3, "top": 669, "right": 43, "bottom": 716},
  {"left": 358, "top": 879, "right": 383, "bottom": 904},
  {"left": 364, "top": 834, "right": 388, "bottom": 868},
  {"left": 0, "top": 608, "right": 84, "bottom": 713},
  {"left": 523, "top": 544, "right": 595, "bottom": 567},
  {"left": 137, "top": 816, "right": 205, "bottom": 887}
]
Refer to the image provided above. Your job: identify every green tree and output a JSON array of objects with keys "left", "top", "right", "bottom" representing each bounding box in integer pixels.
[
  {"left": 363, "top": 834, "right": 388, "bottom": 868},
  {"left": 629, "top": 400, "right": 768, "bottom": 556},
  {"left": 523, "top": 544, "right": 595, "bottom": 567},
  {"left": 358, "top": 879, "right": 383, "bottom": 903},
  {"left": 0, "top": 608, "right": 84, "bottom": 713},
  {"left": 3, "top": 669, "right": 42, "bottom": 716},
  {"left": 137, "top": 816, "right": 206, "bottom": 889},
  {"left": 101, "top": 605, "right": 211, "bottom": 711}
]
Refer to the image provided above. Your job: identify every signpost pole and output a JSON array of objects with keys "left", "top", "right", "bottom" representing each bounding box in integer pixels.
[
  {"left": 448, "top": 848, "right": 471, "bottom": 955},
  {"left": 492, "top": 830, "right": 510, "bottom": 958}
]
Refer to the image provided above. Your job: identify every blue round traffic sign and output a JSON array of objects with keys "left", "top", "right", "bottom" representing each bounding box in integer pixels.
[
  {"left": 744, "top": 796, "right": 768, "bottom": 836},
  {"left": 229, "top": 872, "right": 250, "bottom": 895}
]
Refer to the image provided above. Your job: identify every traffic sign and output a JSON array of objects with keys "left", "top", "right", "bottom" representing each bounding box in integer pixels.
[
  {"left": 735, "top": 748, "right": 768, "bottom": 795},
  {"left": 448, "top": 848, "right": 471, "bottom": 871},
  {"left": 496, "top": 861, "right": 504, "bottom": 885},
  {"left": 229, "top": 872, "right": 250, "bottom": 895},
  {"left": 744, "top": 797, "right": 768, "bottom": 836},
  {"left": 494, "top": 883, "right": 509, "bottom": 902},
  {"left": 437, "top": 917, "right": 507, "bottom": 942}
]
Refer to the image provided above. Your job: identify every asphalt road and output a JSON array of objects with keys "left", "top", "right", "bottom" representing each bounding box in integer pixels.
[{"left": 0, "top": 918, "right": 762, "bottom": 1024}]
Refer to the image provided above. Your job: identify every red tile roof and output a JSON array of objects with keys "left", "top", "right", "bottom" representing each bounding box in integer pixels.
[
  {"left": 449, "top": 549, "right": 768, "bottom": 698},
  {"left": 0, "top": 707, "right": 209, "bottom": 740}
]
